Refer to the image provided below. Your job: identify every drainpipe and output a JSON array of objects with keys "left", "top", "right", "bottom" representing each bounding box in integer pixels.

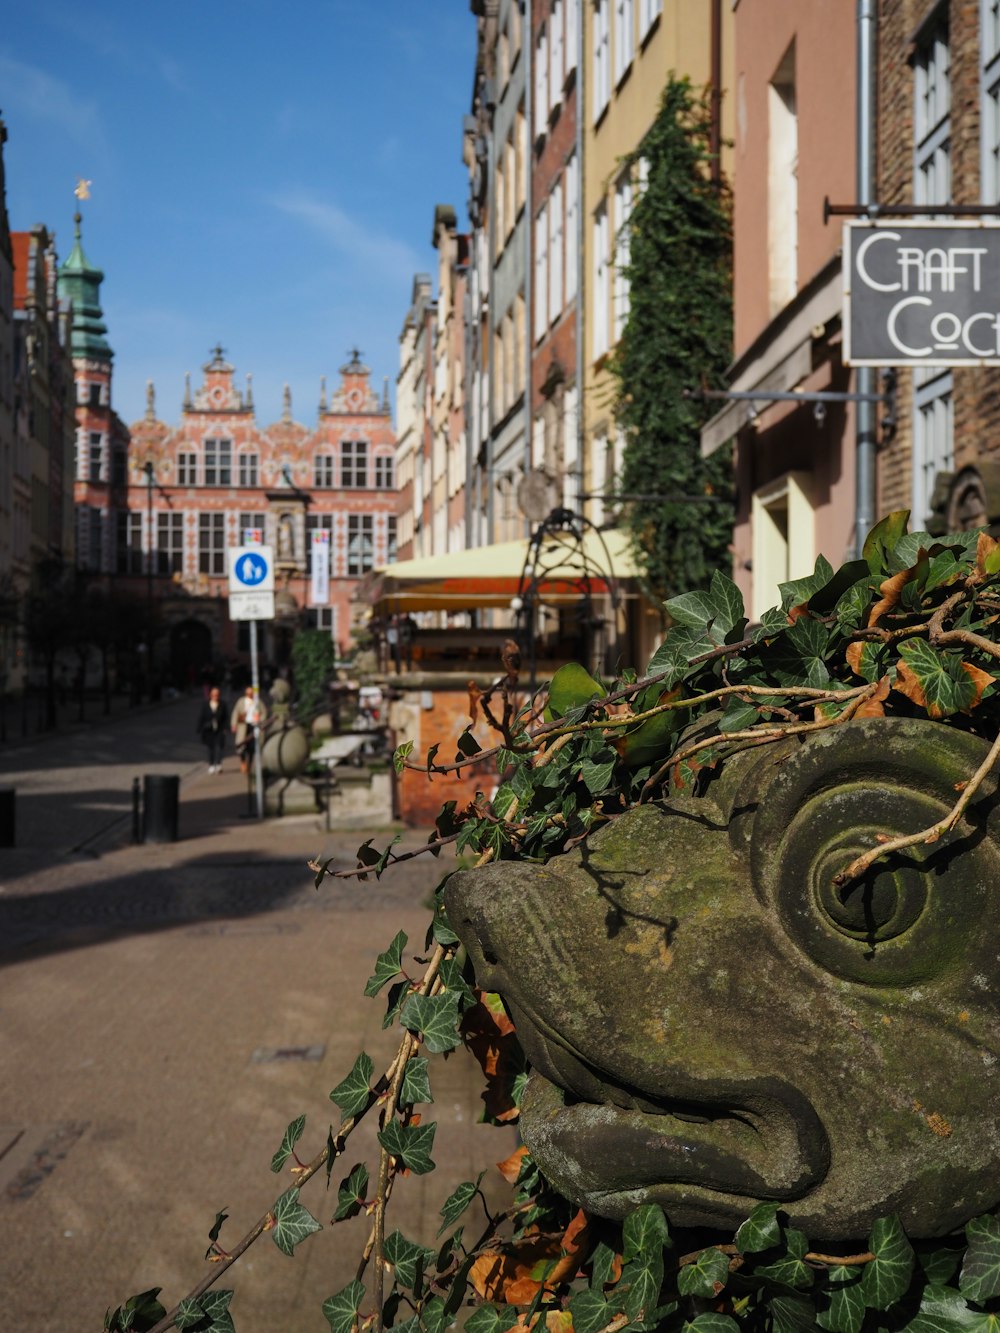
[
  {"left": 854, "top": 0, "right": 878, "bottom": 555},
  {"left": 486, "top": 119, "right": 497, "bottom": 545},
  {"left": 574, "top": 0, "right": 585, "bottom": 513},
  {"left": 524, "top": 0, "right": 534, "bottom": 533}
]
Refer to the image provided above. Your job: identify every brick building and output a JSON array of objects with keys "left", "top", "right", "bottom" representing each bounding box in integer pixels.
[{"left": 126, "top": 348, "right": 398, "bottom": 686}]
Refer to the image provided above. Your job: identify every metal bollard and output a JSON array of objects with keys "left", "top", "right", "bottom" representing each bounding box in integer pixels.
[
  {"left": 0, "top": 786, "right": 14, "bottom": 847},
  {"left": 142, "top": 774, "right": 179, "bottom": 843}
]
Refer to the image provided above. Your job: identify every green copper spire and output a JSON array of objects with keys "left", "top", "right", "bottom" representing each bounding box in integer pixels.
[{"left": 57, "top": 212, "right": 111, "bottom": 361}]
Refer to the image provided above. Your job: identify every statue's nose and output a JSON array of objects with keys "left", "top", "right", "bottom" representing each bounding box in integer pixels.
[{"left": 443, "top": 868, "right": 509, "bottom": 992}]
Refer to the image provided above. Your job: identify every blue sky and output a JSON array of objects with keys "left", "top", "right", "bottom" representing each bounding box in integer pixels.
[{"left": 2, "top": 2, "right": 475, "bottom": 428}]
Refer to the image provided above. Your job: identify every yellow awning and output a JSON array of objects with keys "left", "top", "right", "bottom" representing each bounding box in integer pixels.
[{"left": 368, "top": 527, "right": 642, "bottom": 614}]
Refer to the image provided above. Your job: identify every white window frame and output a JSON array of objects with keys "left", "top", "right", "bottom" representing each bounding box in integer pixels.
[
  {"left": 550, "top": 0, "right": 564, "bottom": 108},
  {"left": 238, "top": 450, "right": 259, "bottom": 487},
  {"left": 592, "top": 203, "right": 610, "bottom": 360},
  {"left": 549, "top": 177, "right": 564, "bottom": 322},
  {"left": 535, "top": 201, "right": 550, "bottom": 341},
  {"left": 203, "top": 437, "right": 232, "bottom": 487},
  {"left": 565, "top": 153, "right": 579, "bottom": 301},
  {"left": 614, "top": 0, "right": 634, "bottom": 84},
  {"left": 177, "top": 451, "right": 197, "bottom": 486},
  {"left": 535, "top": 25, "right": 549, "bottom": 139},
  {"left": 593, "top": 0, "right": 610, "bottom": 121},
  {"left": 314, "top": 452, "right": 336, "bottom": 488},
  {"left": 613, "top": 168, "right": 633, "bottom": 342},
  {"left": 565, "top": 0, "right": 578, "bottom": 77},
  {"left": 914, "top": 20, "right": 951, "bottom": 208},
  {"left": 751, "top": 472, "right": 815, "bottom": 622},
  {"left": 982, "top": 0, "right": 1000, "bottom": 201},
  {"left": 912, "top": 370, "right": 954, "bottom": 527},
  {"left": 639, "top": 0, "right": 661, "bottom": 40}
]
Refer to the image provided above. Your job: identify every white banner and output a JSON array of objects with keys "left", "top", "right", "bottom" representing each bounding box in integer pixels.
[{"left": 310, "top": 530, "right": 330, "bottom": 605}]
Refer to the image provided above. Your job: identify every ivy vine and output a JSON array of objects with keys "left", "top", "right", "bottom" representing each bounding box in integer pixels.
[{"left": 107, "top": 512, "right": 1000, "bottom": 1332}]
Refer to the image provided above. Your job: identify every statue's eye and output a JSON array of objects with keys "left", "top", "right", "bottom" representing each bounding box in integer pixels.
[{"left": 747, "top": 722, "right": 999, "bottom": 987}]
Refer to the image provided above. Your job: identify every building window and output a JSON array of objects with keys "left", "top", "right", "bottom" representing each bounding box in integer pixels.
[
  {"left": 550, "top": 178, "right": 564, "bottom": 322},
  {"left": 915, "top": 19, "right": 950, "bottom": 207},
  {"left": 177, "top": 451, "right": 197, "bottom": 485},
  {"left": 198, "top": 512, "right": 226, "bottom": 575},
  {"left": 592, "top": 203, "right": 610, "bottom": 359},
  {"left": 156, "top": 512, "right": 184, "bottom": 575},
  {"left": 614, "top": 0, "right": 634, "bottom": 83},
  {"left": 565, "top": 153, "right": 579, "bottom": 300},
  {"left": 639, "top": 0, "right": 661, "bottom": 41},
  {"left": 111, "top": 449, "right": 127, "bottom": 488},
  {"left": 768, "top": 42, "right": 798, "bottom": 313},
  {"left": 314, "top": 453, "right": 336, "bottom": 488},
  {"left": 566, "top": 0, "right": 578, "bottom": 76},
  {"left": 238, "top": 451, "right": 259, "bottom": 487},
  {"left": 89, "top": 432, "right": 103, "bottom": 482},
  {"left": 751, "top": 473, "right": 816, "bottom": 621},
  {"left": 535, "top": 200, "right": 550, "bottom": 341},
  {"left": 593, "top": 0, "right": 611, "bottom": 120},
  {"left": 535, "top": 25, "right": 549, "bottom": 138},
  {"left": 117, "top": 511, "right": 143, "bottom": 575},
  {"left": 88, "top": 382, "right": 102, "bottom": 408},
  {"left": 551, "top": 0, "right": 564, "bottom": 103},
  {"left": 203, "top": 437, "right": 232, "bottom": 486},
  {"left": 375, "top": 454, "right": 395, "bottom": 488},
  {"left": 386, "top": 514, "right": 398, "bottom": 563},
  {"left": 239, "top": 511, "right": 267, "bottom": 544},
  {"left": 308, "top": 605, "right": 339, "bottom": 640},
  {"left": 347, "top": 514, "right": 374, "bottom": 575},
  {"left": 913, "top": 370, "right": 954, "bottom": 526},
  {"left": 342, "top": 439, "right": 369, "bottom": 487},
  {"left": 613, "top": 168, "right": 633, "bottom": 340},
  {"left": 985, "top": 0, "right": 1000, "bottom": 200}
]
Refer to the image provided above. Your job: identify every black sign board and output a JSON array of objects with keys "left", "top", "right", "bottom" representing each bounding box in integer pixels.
[{"left": 844, "top": 221, "right": 1000, "bottom": 366}]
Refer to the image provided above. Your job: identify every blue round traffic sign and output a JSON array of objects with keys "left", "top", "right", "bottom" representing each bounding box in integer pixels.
[{"left": 234, "top": 551, "right": 269, "bottom": 587}]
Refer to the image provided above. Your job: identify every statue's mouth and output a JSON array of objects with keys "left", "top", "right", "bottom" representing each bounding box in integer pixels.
[{"left": 508, "top": 999, "right": 831, "bottom": 1221}]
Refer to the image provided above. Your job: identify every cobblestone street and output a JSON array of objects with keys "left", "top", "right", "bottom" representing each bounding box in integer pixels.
[{"left": 0, "top": 701, "right": 516, "bottom": 1331}]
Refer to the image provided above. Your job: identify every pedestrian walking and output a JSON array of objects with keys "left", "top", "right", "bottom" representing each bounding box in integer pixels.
[
  {"left": 230, "top": 685, "right": 267, "bottom": 775},
  {"left": 196, "top": 686, "right": 227, "bottom": 773}
]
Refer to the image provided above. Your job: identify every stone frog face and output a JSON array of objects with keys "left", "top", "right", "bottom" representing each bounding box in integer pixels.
[{"left": 444, "top": 718, "right": 1000, "bottom": 1242}]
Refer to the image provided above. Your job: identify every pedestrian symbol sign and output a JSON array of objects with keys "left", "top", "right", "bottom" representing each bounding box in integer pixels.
[{"left": 229, "top": 545, "right": 274, "bottom": 593}]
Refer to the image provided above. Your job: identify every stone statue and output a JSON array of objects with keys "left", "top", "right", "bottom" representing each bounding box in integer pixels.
[{"left": 445, "top": 717, "right": 1000, "bottom": 1242}]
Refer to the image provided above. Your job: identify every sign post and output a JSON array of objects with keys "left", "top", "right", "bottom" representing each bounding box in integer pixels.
[{"left": 228, "top": 545, "right": 275, "bottom": 820}]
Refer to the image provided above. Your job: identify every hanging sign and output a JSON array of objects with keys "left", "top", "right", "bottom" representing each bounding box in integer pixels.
[
  {"left": 310, "top": 530, "right": 330, "bottom": 606},
  {"left": 844, "top": 221, "right": 1000, "bottom": 367}
]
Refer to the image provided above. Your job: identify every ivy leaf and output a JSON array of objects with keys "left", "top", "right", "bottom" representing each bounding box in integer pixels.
[
  {"left": 329, "top": 1052, "right": 375, "bottom": 1120},
  {"left": 333, "top": 1163, "right": 369, "bottom": 1222},
  {"left": 384, "top": 1229, "right": 436, "bottom": 1291},
  {"left": 456, "top": 728, "right": 482, "bottom": 759},
  {"left": 665, "top": 588, "right": 717, "bottom": 631},
  {"left": 961, "top": 1214, "right": 1000, "bottom": 1304},
  {"left": 863, "top": 510, "right": 911, "bottom": 574},
  {"left": 735, "top": 1201, "right": 782, "bottom": 1253},
  {"left": 779, "top": 554, "right": 835, "bottom": 610},
  {"left": 900, "top": 1281, "right": 984, "bottom": 1331},
  {"left": 920, "top": 1246, "right": 964, "bottom": 1286},
  {"left": 322, "top": 1279, "right": 365, "bottom": 1333},
  {"left": 816, "top": 1265, "right": 865, "bottom": 1333},
  {"left": 710, "top": 568, "right": 745, "bottom": 634},
  {"left": 548, "top": 662, "right": 607, "bottom": 717},
  {"left": 383, "top": 979, "right": 411, "bottom": 1029},
  {"left": 860, "top": 1215, "right": 915, "bottom": 1310},
  {"left": 719, "top": 694, "right": 764, "bottom": 732},
  {"left": 269, "top": 1186, "right": 322, "bottom": 1256},
  {"left": 421, "top": 1296, "right": 450, "bottom": 1333},
  {"left": 622, "top": 1202, "right": 670, "bottom": 1260},
  {"left": 377, "top": 1118, "right": 437, "bottom": 1174},
  {"left": 644, "top": 623, "right": 714, "bottom": 686},
  {"left": 400, "top": 1055, "right": 433, "bottom": 1106},
  {"left": 104, "top": 1289, "right": 166, "bottom": 1332},
  {"left": 769, "top": 1294, "right": 821, "bottom": 1332},
  {"left": 204, "top": 1207, "right": 229, "bottom": 1259},
  {"left": 175, "top": 1291, "right": 235, "bottom": 1333},
  {"left": 894, "top": 639, "right": 979, "bottom": 718},
  {"left": 400, "top": 990, "right": 462, "bottom": 1053},
  {"left": 568, "top": 1288, "right": 612, "bottom": 1333},
  {"left": 393, "top": 740, "right": 413, "bottom": 774},
  {"left": 364, "top": 930, "right": 408, "bottom": 997},
  {"left": 590, "top": 1240, "right": 622, "bottom": 1289},
  {"left": 580, "top": 755, "right": 617, "bottom": 793},
  {"left": 270, "top": 1113, "right": 306, "bottom": 1173},
  {"left": 683, "top": 1317, "right": 740, "bottom": 1333},
  {"left": 438, "top": 1173, "right": 486, "bottom": 1235},
  {"left": 464, "top": 1306, "right": 520, "bottom": 1333},
  {"left": 756, "top": 1228, "right": 814, "bottom": 1290},
  {"left": 621, "top": 1252, "right": 665, "bottom": 1322},
  {"left": 677, "top": 1247, "right": 730, "bottom": 1298}
]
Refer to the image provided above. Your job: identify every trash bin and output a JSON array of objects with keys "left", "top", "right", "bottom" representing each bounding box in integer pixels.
[
  {"left": 143, "top": 774, "right": 179, "bottom": 843},
  {"left": 0, "top": 786, "right": 14, "bottom": 847}
]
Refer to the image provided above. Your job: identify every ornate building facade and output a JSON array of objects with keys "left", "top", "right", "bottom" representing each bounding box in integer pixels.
[{"left": 127, "top": 349, "right": 398, "bottom": 684}]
